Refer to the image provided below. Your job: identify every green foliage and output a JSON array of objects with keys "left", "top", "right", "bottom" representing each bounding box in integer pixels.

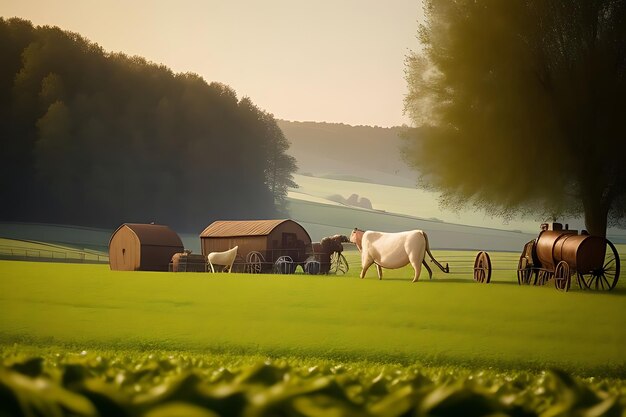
[
  {"left": 1, "top": 347, "right": 625, "bottom": 417},
  {"left": 0, "top": 18, "right": 297, "bottom": 231},
  {"left": 403, "top": 0, "right": 626, "bottom": 236}
]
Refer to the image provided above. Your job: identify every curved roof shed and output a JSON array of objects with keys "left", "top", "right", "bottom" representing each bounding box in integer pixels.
[
  {"left": 109, "top": 223, "right": 183, "bottom": 271},
  {"left": 200, "top": 219, "right": 311, "bottom": 264}
]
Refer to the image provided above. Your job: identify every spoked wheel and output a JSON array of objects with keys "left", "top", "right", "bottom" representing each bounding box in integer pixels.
[
  {"left": 329, "top": 252, "right": 349, "bottom": 275},
  {"left": 273, "top": 256, "right": 295, "bottom": 274},
  {"left": 473, "top": 251, "right": 492, "bottom": 283},
  {"left": 577, "top": 239, "right": 621, "bottom": 291},
  {"left": 517, "top": 240, "right": 535, "bottom": 285},
  {"left": 517, "top": 256, "right": 533, "bottom": 285},
  {"left": 536, "top": 270, "right": 552, "bottom": 286},
  {"left": 246, "top": 251, "right": 264, "bottom": 274},
  {"left": 554, "top": 261, "right": 571, "bottom": 292}
]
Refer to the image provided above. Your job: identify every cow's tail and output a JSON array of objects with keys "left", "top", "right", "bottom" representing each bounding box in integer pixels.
[{"left": 423, "top": 232, "right": 449, "bottom": 273}]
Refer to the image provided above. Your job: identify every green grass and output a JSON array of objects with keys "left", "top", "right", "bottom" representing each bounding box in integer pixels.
[
  {"left": 2, "top": 252, "right": 626, "bottom": 416},
  {"left": 1, "top": 252, "right": 625, "bottom": 377}
]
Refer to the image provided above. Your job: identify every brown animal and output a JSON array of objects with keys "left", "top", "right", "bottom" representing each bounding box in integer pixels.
[
  {"left": 320, "top": 234, "right": 349, "bottom": 255},
  {"left": 171, "top": 250, "right": 207, "bottom": 272}
]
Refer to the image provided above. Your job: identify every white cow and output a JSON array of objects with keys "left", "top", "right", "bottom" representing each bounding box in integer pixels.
[
  {"left": 207, "top": 246, "right": 238, "bottom": 273},
  {"left": 349, "top": 228, "right": 449, "bottom": 282}
]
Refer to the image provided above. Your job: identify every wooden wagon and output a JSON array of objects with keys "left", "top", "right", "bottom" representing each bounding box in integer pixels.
[
  {"left": 303, "top": 236, "right": 349, "bottom": 275},
  {"left": 473, "top": 222, "right": 620, "bottom": 292},
  {"left": 169, "top": 250, "right": 207, "bottom": 272}
]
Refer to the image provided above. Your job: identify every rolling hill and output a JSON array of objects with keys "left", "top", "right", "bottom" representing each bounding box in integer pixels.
[
  {"left": 278, "top": 120, "right": 416, "bottom": 187},
  {"left": 280, "top": 119, "right": 626, "bottom": 245}
]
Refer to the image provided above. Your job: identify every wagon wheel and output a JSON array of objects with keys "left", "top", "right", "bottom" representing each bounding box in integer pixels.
[
  {"left": 232, "top": 254, "right": 245, "bottom": 273},
  {"left": 554, "top": 261, "right": 571, "bottom": 292},
  {"left": 517, "top": 256, "right": 533, "bottom": 285},
  {"left": 329, "top": 252, "right": 349, "bottom": 275},
  {"left": 304, "top": 259, "right": 321, "bottom": 275},
  {"left": 577, "top": 238, "right": 621, "bottom": 291},
  {"left": 473, "top": 251, "right": 492, "bottom": 283},
  {"left": 536, "top": 270, "right": 552, "bottom": 286},
  {"left": 246, "top": 251, "right": 264, "bottom": 274}
]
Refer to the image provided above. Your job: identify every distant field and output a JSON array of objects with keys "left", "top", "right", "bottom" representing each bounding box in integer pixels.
[
  {"left": 1, "top": 255, "right": 625, "bottom": 376},
  {"left": 0, "top": 222, "right": 202, "bottom": 254},
  {"left": 289, "top": 174, "right": 541, "bottom": 233},
  {"left": 288, "top": 197, "right": 538, "bottom": 251},
  {"left": 0, "top": 237, "right": 108, "bottom": 263},
  {"left": 289, "top": 174, "right": 626, "bottom": 246},
  {"left": 0, "top": 222, "right": 112, "bottom": 252}
]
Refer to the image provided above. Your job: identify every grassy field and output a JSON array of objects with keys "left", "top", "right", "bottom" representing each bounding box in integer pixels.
[
  {"left": 2, "top": 251, "right": 626, "bottom": 416},
  {"left": 1, "top": 250, "right": 625, "bottom": 377}
]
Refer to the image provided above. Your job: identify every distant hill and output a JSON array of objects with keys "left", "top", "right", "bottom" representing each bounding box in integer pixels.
[{"left": 277, "top": 120, "right": 417, "bottom": 187}]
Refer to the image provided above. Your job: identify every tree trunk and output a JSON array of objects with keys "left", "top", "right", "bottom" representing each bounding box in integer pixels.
[{"left": 583, "top": 200, "right": 609, "bottom": 237}]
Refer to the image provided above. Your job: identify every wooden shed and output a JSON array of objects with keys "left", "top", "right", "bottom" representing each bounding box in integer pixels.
[
  {"left": 200, "top": 219, "right": 312, "bottom": 266},
  {"left": 109, "top": 223, "right": 184, "bottom": 271}
]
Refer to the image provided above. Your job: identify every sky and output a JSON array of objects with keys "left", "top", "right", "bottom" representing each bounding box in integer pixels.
[{"left": 1, "top": 0, "right": 424, "bottom": 127}]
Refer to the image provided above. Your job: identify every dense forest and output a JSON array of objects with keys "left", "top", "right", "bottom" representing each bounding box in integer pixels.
[{"left": 0, "top": 18, "right": 297, "bottom": 232}]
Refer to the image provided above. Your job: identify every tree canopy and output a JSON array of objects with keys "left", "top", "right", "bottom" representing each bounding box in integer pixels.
[
  {"left": 0, "top": 18, "right": 297, "bottom": 231},
  {"left": 403, "top": 0, "right": 626, "bottom": 236}
]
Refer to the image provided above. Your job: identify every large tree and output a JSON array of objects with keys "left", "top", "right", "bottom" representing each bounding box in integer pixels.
[{"left": 403, "top": 0, "right": 626, "bottom": 236}]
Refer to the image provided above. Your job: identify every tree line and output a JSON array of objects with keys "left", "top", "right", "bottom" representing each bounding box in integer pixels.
[{"left": 0, "top": 18, "right": 297, "bottom": 232}]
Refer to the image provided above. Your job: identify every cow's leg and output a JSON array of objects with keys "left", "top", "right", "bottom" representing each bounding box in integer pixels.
[
  {"left": 376, "top": 264, "right": 383, "bottom": 280},
  {"left": 422, "top": 260, "right": 433, "bottom": 280},
  {"left": 360, "top": 256, "right": 375, "bottom": 279},
  {"left": 410, "top": 253, "right": 425, "bottom": 282}
]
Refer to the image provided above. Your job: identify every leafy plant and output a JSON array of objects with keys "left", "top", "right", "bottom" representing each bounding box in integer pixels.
[{"left": 1, "top": 348, "right": 625, "bottom": 417}]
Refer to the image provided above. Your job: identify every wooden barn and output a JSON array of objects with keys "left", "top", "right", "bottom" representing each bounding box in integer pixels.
[
  {"left": 200, "top": 219, "right": 312, "bottom": 268},
  {"left": 109, "top": 223, "right": 184, "bottom": 271}
]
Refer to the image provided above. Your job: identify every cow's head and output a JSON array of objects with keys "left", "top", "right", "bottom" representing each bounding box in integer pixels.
[{"left": 349, "top": 228, "right": 365, "bottom": 250}]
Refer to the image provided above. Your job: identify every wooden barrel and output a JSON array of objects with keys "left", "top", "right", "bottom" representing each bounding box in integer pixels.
[
  {"left": 170, "top": 252, "right": 207, "bottom": 272},
  {"left": 536, "top": 231, "right": 605, "bottom": 273},
  {"left": 536, "top": 231, "right": 570, "bottom": 272},
  {"left": 555, "top": 234, "right": 605, "bottom": 274}
]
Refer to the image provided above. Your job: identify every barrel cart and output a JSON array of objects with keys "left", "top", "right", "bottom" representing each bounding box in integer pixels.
[
  {"left": 169, "top": 250, "right": 207, "bottom": 272},
  {"left": 303, "top": 235, "right": 350, "bottom": 275},
  {"left": 303, "top": 238, "right": 350, "bottom": 275},
  {"left": 473, "top": 223, "right": 620, "bottom": 292}
]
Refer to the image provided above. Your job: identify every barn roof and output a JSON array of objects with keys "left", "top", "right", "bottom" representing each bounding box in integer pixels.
[
  {"left": 200, "top": 219, "right": 296, "bottom": 238},
  {"left": 115, "top": 223, "right": 183, "bottom": 247}
]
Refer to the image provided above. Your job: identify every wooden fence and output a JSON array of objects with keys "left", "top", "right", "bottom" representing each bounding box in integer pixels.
[{"left": 0, "top": 244, "right": 108, "bottom": 264}]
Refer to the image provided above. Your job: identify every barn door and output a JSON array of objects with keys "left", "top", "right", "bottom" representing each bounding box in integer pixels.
[
  {"left": 113, "top": 230, "right": 140, "bottom": 270},
  {"left": 282, "top": 233, "right": 296, "bottom": 248}
]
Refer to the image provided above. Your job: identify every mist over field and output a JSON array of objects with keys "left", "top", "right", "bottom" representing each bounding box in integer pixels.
[{"left": 279, "top": 122, "right": 626, "bottom": 246}]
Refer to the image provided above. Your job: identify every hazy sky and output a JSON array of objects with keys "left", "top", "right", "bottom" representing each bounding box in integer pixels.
[{"left": 1, "top": 1, "right": 424, "bottom": 127}]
